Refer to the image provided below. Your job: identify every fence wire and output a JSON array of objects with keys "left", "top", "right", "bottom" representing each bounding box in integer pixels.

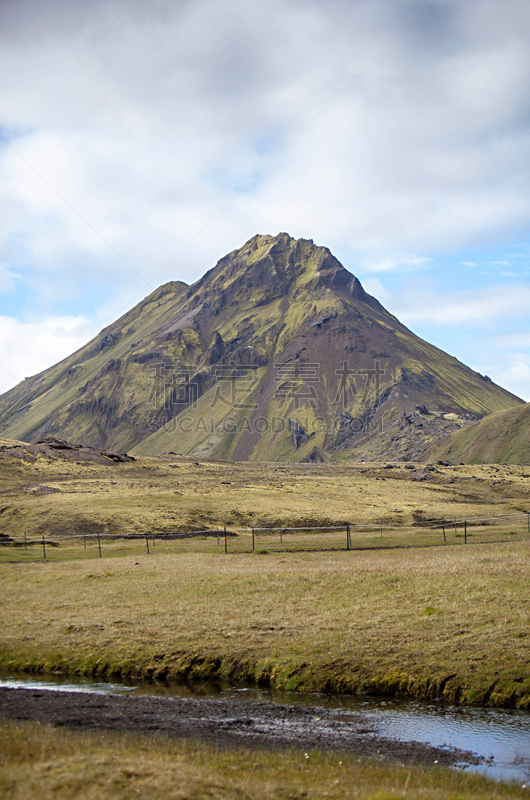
[{"left": 2, "top": 511, "right": 529, "bottom": 560}]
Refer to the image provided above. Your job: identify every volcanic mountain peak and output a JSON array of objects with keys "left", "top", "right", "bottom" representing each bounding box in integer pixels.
[
  {"left": 191, "top": 233, "right": 377, "bottom": 314},
  {"left": 215, "top": 232, "right": 329, "bottom": 285},
  {"left": 155, "top": 233, "right": 390, "bottom": 369},
  {"left": 0, "top": 234, "right": 522, "bottom": 462}
]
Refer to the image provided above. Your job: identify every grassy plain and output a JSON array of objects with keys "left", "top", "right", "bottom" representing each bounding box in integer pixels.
[
  {"left": 2, "top": 451, "right": 530, "bottom": 540},
  {"left": 1, "top": 539, "right": 529, "bottom": 706},
  {"left": 1, "top": 453, "right": 530, "bottom": 797},
  {"left": 1, "top": 453, "right": 530, "bottom": 706},
  {"left": 0, "top": 719, "right": 526, "bottom": 800}
]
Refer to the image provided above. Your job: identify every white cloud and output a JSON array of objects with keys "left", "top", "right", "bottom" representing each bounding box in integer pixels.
[
  {"left": 488, "top": 331, "right": 530, "bottom": 348},
  {"left": 372, "top": 282, "right": 530, "bottom": 327},
  {"left": 490, "top": 353, "right": 530, "bottom": 402},
  {"left": 0, "top": 315, "right": 97, "bottom": 394},
  {"left": 361, "top": 260, "right": 397, "bottom": 274},
  {"left": 1, "top": 0, "right": 530, "bottom": 295},
  {"left": 0, "top": 263, "right": 20, "bottom": 294},
  {"left": 359, "top": 255, "right": 432, "bottom": 274},
  {"left": 361, "top": 277, "right": 530, "bottom": 400},
  {"left": 1, "top": 0, "right": 530, "bottom": 402}
]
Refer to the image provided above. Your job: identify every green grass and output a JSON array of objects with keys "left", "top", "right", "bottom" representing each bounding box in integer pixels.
[
  {"left": 3, "top": 518, "right": 529, "bottom": 564},
  {"left": 1, "top": 540, "right": 529, "bottom": 707},
  {"left": 0, "top": 719, "right": 526, "bottom": 800}
]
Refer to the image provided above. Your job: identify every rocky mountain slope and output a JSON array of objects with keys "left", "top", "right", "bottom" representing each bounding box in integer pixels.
[
  {"left": 0, "top": 233, "right": 522, "bottom": 461},
  {"left": 425, "top": 402, "right": 530, "bottom": 465}
]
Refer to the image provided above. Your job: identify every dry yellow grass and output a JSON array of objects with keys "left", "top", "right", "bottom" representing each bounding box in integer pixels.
[
  {"left": 0, "top": 719, "right": 525, "bottom": 800},
  {"left": 1, "top": 452, "right": 530, "bottom": 543},
  {"left": 1, "top": 541, "right": 529, "bottom": 706}
]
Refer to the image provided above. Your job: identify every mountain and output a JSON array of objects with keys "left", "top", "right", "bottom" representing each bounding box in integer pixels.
[
  {"left": 424, "top": 402, "right": 530, "bottom": 465},
  {"left": 0, "top": 233, "right": 522, "bottom": 462}
]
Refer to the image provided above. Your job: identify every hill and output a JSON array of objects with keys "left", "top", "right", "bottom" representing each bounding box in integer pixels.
[
  {"left": 425, "top": 402, "right": 530, "bottom": 465},
  {"left": 0, "top": 233, "right": 522, "bottom": 461}
]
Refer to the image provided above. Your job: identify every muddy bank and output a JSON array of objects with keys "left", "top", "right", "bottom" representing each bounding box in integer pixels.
[{"left": 0, "top": 687, "right": 481, "bottom": 768}]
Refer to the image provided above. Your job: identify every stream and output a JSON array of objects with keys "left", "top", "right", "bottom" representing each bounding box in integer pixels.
[{"left": 0, "top": 670, "right": 528, "bottom": 786}]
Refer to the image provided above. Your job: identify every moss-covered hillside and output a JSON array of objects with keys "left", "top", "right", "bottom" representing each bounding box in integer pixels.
[
  {"left": 0, "top": 233, "right": 522, "bottom": 461},
  {"left": 425, "top": 402, "right": 530, "bottom": 465}
]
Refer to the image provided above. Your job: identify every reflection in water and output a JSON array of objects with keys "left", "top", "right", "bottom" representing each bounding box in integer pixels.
[{"left": 1, "top": 670, "right": 528, "bottom": 786}]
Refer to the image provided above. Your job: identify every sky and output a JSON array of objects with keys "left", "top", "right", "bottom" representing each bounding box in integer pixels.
[{"left": 1, "top": 0, "right": 530, "bottom": 400}]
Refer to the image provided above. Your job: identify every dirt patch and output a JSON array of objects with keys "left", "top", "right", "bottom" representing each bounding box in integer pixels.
[
  {"left": 0, "top": 687, "right": 481, "bottom": 768},
  {"left": 24, "top": 485, "right": 61, "bottom": 495}
]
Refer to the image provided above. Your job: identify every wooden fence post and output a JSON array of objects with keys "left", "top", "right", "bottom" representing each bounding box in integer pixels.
[
  {"left": 224, "top": 527, "right": 227, "bottom": 554},
  {"left": 464, "top": 521, "right": 467, "bottom": 544},
  {"left": 98, "top": 531, "right": 102, "bottom": 558},
  {"left": 42, "top": 535, "right": 46, "bottom": 559},
  {"left": 252, "top": 528, "right": 255, "bottom": 552},
  {"left": 145, "top": 534, "right": 150, "bottom": 554}
]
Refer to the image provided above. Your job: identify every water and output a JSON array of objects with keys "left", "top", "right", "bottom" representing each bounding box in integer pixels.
[{"left": 1, "top": 670, "right": 528, "bottom": 786}]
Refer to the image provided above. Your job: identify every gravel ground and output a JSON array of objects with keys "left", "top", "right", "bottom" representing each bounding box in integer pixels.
[{"left": 0, "top": 687, "right": 481, "bottom": 768}]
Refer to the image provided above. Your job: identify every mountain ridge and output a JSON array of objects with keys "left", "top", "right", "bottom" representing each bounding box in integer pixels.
[{"left": 0, "top": 233, "right": 522, "bottom": 462}]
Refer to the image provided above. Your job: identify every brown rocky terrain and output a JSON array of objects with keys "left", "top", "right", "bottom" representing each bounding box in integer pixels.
[{"left": 0, "top": 437, "right": 134, "bottom": 465}]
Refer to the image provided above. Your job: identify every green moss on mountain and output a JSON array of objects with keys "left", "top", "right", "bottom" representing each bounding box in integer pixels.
[
  {"left": 425, "top": 402, "right": 530, "bottom": 464},
  {"left": 0, "top": 233, "right": 522, "bottom": 462}
]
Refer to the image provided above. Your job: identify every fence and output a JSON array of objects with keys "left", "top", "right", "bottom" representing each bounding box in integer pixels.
[{"left": 1, "top": 511, "right": 530, "bottom": 562}]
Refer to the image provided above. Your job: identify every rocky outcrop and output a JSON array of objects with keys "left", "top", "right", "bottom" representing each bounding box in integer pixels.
[
  {"left": 0, "top": 437, "right": 134, "bottom": 465},
  {"left": 290, "top": 419, "right": 310, "bottom": 449},
  {"left": 300, "top": 446, "right": 325, "bottom": 463}
]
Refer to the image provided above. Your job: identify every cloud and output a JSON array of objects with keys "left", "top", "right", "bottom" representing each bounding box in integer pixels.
[
  {"left": 363, "top": 281, "right": 530, "bottom": 327},
  {"left": 359, "top": 255, "right": 432, "bottom": 274},
  {"left": 361, "top": 276, "right": 530, "bottom": 400},
  {"left": 0, "top": 262, "right": 20, "bottom": 293},
  {"left": 1, "top": 0, "right": 530, "bottom": 399},
  {"left": 488, "top": 330, "right": 530, "bottom": 348},
  {"left": 2, "top": 0, "right": 530, "bottom": 300},
  {"left": 0, "top": 315, "right": 97, "bottom": 394},
  {"left": 490, "top": 353, "right": 530, "bottom": 402}
]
